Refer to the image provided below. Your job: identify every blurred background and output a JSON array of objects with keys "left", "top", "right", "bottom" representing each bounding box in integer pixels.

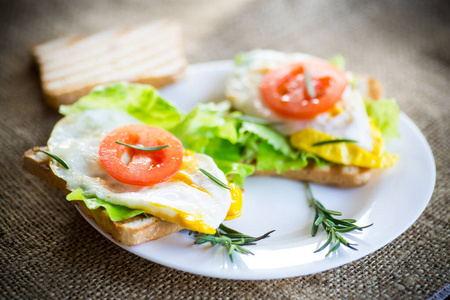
[
  {"left": 1, "top": 1, "right": 449, "bottom": 299},
  {"left": 1, "top": 0, "right": 449, "bottom": 134}
]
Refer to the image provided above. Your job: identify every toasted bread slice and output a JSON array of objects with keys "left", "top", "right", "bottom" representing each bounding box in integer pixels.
[
  {"left": 23, "top": 147, "right": 181, "bottom": 246},
  {"left": 252, "top": 77, "right": 382, "bottom": 187},
  {"left": 32, "top": 20, "right": 188, "bottom": 109}
]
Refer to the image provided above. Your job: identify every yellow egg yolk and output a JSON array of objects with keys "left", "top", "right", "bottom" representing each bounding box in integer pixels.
[
  {"left": 328, "top": 103, "right": 345, "bottom": 117},
  {"left": 225, "top": 183, "right": 243, "bottom": 220},
  {"left": 169, "top": 149, "right": 210, "bottom": 195},
  {"left": 166, "top": 149, "right": 243, "bottom": 232},
  {"left": 146, "top": 203, "right": 217, "bottom": 234},
  {"left": 289, "top": 121, "right": 397, "bottom": 168}
]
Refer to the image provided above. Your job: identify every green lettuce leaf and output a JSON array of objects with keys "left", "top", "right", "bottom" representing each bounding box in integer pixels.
[
  {"left": 172, "top": 101, "right": 326, "bottom": 185},
  {"left": 364, "top": 98, "right": 401, "bottom": 142},
  {"left": 238, "top": 121, "right": 292, "bottom": 155},
  {"left": 171, "top": 101, "right": 240, "bottom": 154},
  {"left": 256, "top": 142, "right": 327, "bottom": 173},
  {"left": 59, "top": 83, "right": 183, "bottom": 130},
  {"left": 67, "top": 189, "right": 145, "bottom": 222},
  {"left": 214, "top": 160, "right": 255, "bottom": 187},
  {"left": 329, "top": 54, "right": 346, "bottom": 70},
  {"left": 234, "top": 52, "right": 254, "bottom": 67}
]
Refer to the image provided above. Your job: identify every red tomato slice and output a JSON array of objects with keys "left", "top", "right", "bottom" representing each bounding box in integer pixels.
[
  {"left": 259, "top": 60, "right": 348, "bottom": 119},
  {"left": 99, "top": 124, "right": 183, "bottom": 186}
]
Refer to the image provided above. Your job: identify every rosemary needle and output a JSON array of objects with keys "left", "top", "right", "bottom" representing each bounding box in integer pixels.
[
  {"left": 199, "top": 168, "right": 231, "bottom": 190},
  {"left": 304, "top": 67, "right": 316, "bottom": 98},
  {"left": 34, "top": 149, "right": 69, "bottom": 169},
  {"left": 313, "top": 139, "right": 358, "bottom": 147},
  {"left": 115, "top": 141, "right": 169, "bottom": 151},
  {"left": 306, "top": 183, "right": 372, "bottom": 256}
]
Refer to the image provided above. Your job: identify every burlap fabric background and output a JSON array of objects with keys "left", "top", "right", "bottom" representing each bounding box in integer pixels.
[{"left": 1, "top": 0, "right": 449, "bottom": 299}]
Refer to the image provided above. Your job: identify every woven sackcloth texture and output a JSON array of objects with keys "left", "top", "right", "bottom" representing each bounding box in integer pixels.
[{"left": 1, "top": 0, "right": 449, "bottom": 299}]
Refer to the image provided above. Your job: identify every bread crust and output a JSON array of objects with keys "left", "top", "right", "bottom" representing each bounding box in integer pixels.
[
  {"left": 23, "top": 147, "right": 181, "bottom": 246},
  {"left": 253, "top": 163, "right": 372, "bottom": 187},
  {"left": 367, "top": 77, "right": 382, "bottom": 100}
]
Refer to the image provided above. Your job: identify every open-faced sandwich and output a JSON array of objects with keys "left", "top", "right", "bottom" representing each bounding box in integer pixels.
[
  {"left": 23, "top": 83, "right": 243, "bottom": 246},
  {"left": 172, "top": 50, "right": 401, "bottom": 187},
  {"left": 227, "top": 50, "right": 401, "bottom": 186},
  {"left": 23, "top": 50, "right": 401, "bottom": 258}
]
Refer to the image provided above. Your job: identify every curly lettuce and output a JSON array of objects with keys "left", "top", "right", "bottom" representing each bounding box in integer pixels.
[
  {"left": 364, "top": 98, "right": 401, "bottom": 142},
  {"left": 171, "top": 101, "right": 326, "bottom": 185},
  {"left": 59, "top": 83, "right": 183, "bottom": 130},
  {"left": 329, "top": 54, "right": 346, "bottom": 70},
  {"left": 67, "top": 189, "right": 146, "bottom": 222},
  {"left": 59, "top": 83, "right": 329, "bottom": 221}
]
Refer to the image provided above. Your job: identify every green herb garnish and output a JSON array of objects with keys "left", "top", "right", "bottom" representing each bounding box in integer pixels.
[
  {"left": 304, "top": 67, "right": 316, "bottom": 98},
  {"left": 228, "top": 115, "right": 282, "bottom": 126},
  {"left": 190, "top": 224, "right": 275, "bottom": 262},
  {"left": 115, "top": 141, "right": 169, "bottom": 151},
  {"left": 306, "top": 183, "right": 372, "bottom": 256},
  {"left": 199, "top": 168, "right": 231, "bottom": 190},
  {"left": 34, "top": 149, "right": 69, "bottom": 169},
  {"left": 312, "top": 139, "right": 358, "bottom": 147}
]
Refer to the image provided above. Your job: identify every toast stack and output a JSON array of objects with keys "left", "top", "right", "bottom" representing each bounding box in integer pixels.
[{"left": 32, "top": 20, "right": 187, "bottom": 109}]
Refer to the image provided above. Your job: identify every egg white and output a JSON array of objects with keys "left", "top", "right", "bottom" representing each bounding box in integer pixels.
[
  {"left": 47, "top": 109, "right": 232, "bottom": 231},
  {"left": 226, "top": 49, "right": 374, "bottom": 151}
]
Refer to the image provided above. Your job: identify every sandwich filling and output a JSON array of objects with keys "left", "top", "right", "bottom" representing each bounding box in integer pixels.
[
  {"left": 226, "top": 50, "right": 399, "bottom": 168},
  {"left": 48, "top": 108, "right": 241, "bottom": 234}
]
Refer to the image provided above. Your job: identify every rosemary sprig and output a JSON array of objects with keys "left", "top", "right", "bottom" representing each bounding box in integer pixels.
[
  {"left": 228, "top": 115, "right": 282, "bottom": 126},
  {"left": 199, "top": 168, "right": 231, "bottom": 190},
  {"left": 190, "top": 224, "right": 275, "bottom": 262},
  {"left": 115, "top": 141, "right": 169, "bottom": 151},
  {"left": 304, "top": 67, "right": 316, "bottom": 98},
  {"left": 306, "top": 183, "right": 372, "bottom": 256},
  {"left": 34, "top": 149, "right": 69, "bottom": 169},
  {"left": 313, "top": 139, "right": 358, "bottom": 147}
]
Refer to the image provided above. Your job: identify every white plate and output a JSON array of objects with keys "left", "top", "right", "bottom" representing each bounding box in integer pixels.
[{"left": 78, "top": 61, "right": 436, "bottom": 280}]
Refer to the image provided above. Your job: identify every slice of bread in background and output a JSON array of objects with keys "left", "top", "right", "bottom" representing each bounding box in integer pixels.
[
  {"left": 32, "top": 20, "right": 188, "bottom": 109},
  {"left": 23, "top": 147, "right": 181, "bottom": 246}
]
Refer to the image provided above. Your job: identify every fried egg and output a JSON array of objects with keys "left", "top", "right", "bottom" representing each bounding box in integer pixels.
[
  {"left": 227, "top": 50, "right": 373, "bottom": 150},
  {"left": 48, "top": 109, "right": 238, "bottom": 233},
  {"left": 227, "top": 50, "right": 397, "bottom": 168}
]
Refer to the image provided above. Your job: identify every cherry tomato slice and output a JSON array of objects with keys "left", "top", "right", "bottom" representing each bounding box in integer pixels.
[
  {"left": 259, "top": 60, "right": 348, "bottom": 119},
  {"left": 99, "top": 124, "right": 183, "bottom": 186}
]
